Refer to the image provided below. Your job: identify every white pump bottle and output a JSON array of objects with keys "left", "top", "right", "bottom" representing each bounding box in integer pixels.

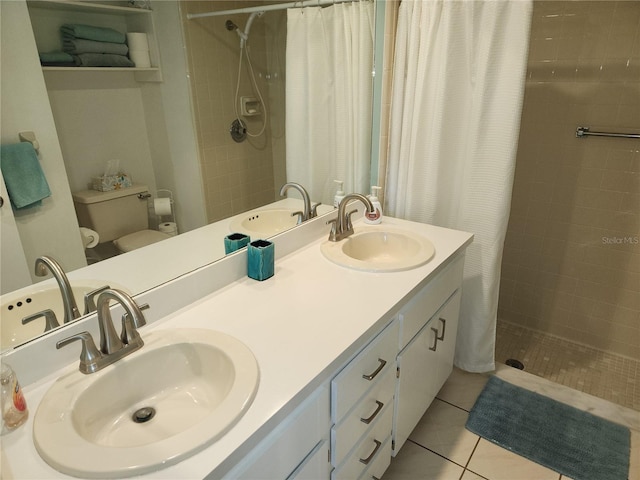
[
  {"left": 333, "top": 180, "right": 345, "bottom": 208},
  {"left": 364, "top": 186, "right": 383, "bottom": 224}
]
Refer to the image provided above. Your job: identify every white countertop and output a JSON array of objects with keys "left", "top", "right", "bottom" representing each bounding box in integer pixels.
[{"left": 0, "top": 216, "right": 472, "bottom": 479}]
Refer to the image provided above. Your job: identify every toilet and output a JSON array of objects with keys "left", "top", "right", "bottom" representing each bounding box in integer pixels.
[{"left": 72, "top": 184, "right": 170, "bottom": 253}]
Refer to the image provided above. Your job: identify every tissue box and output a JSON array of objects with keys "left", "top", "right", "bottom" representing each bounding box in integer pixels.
[{"left": 91, "top": 173, "right": 132, "bottom": 192}]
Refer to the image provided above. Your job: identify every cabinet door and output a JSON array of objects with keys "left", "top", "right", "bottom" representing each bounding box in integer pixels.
[
  {"left": 393, "top": 316, "right": 440, "bottom": 454},
  {"left": 392, "top": 290, "right": 461, "bottom": 455},
  {"left": 224, "top": 385, "right": 330, "bottom": 479},
  {"left": 432, "top": 291, "right": 461, "bottom": 392},
  {"left": 288, "top": 439, "right": 331, "bottom": 480}
]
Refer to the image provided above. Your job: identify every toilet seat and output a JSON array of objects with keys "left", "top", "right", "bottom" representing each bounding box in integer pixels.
[{"left": 113, "top": 229, "right": 170, "bottom": 253}]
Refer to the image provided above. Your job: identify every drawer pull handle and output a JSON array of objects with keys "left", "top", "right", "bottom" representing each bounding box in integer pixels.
[
  {"left": 362, "top": 358, "right": 387, "bottom": 381},
  {"left": 436, "top": 317, "right": 446, "bottom": 341},
  {"left": 359, "top": 439, "right": 382, "bottom": 465},
  {"left": 429, "top": 328, "right": 438, "bottom": 351},
  {"left": 360, "top": 400, "right": 384, "bottom": 424}
]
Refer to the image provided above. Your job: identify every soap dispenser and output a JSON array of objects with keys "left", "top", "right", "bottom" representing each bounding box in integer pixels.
[
  {"left": 364, "top": 186, "right": 383, "bottom": 225},
  {"left": 333, "top": 180, "right": 345, "bottom": 208}
]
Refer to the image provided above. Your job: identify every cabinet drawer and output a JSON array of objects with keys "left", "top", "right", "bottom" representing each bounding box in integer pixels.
[
  {"left": 331, "top": 367, "right": 394, "bottom": 466},
  {"left": 331, "top": 403, "right": 392, "bottom": 480},
  {"left": 399, "top": 254, "right": 464, "bottom": 349},
  {"left": 332, "top": 321, "right": 399, "bottom": 423},
  {"left": 360, "top": 436, "right": 391, "bottom": 480}
]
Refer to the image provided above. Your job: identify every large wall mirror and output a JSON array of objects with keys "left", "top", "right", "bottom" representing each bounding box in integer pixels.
[{"left": 0, "top": 0, "right": 384, "bottom": 352}]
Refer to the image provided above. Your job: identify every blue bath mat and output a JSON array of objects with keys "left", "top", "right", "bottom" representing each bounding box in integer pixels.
[{"left": 466, "top": 376, "right": 630, "bottom": 480}]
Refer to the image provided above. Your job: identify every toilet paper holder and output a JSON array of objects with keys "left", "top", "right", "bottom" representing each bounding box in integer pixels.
[{"left": 154, "top": 189, "right": 177, "bottom": 234}]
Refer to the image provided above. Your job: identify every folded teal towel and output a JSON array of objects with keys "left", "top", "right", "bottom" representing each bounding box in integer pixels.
[
  {"left": 39, "top": 51, "right": 74, "bottom": 63},
  {"left": 61, "top": 24, "right": 125, "bottom": 44},
  {"left": 63, "top": 37, "right": 129, "bottom": 55},
  {"left": 73, "top": 53, "right": 134, "bottom": 67},
  {"left": 0, "top": 143, "right": 51, "bottom": 209}
]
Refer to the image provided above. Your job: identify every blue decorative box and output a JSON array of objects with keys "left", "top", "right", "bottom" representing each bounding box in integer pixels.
[
  {"left": 247, "top": 239, "right": 274, "bottom": 281},
  {"left": 224, "top": 233, "right": 250, "bottom": 254}
]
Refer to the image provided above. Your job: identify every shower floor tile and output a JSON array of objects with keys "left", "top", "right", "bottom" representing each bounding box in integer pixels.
[{"left": 496, "top": 320, "right": 640, "bottom": 411}]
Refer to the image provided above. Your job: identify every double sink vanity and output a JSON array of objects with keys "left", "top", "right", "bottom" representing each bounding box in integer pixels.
[{"left": 1, "top": 204, "right": 472, "bottom": 479}]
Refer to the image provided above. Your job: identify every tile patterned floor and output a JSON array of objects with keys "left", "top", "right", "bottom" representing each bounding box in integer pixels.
[
  {"left": 495, "top": 320, "right": 640, "bottom": 411},
  {"left": 383, "top": 365, "right": 640, "bottom": 480}
]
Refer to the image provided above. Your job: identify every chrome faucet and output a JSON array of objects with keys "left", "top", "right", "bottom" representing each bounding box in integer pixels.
[
  {"left": 279, "top": 182, "right": 320, "bottom": 223},
  {"left": 327, "top": 193, "right": 376, "bottom": 242},
  {"left": 34, "top": 256, "right": 81, "bottom": 324},
  {"left": 56, "top": 289, "right": 147, "bottom": 374}
]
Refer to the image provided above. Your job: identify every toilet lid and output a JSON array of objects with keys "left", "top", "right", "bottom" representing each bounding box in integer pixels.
[{"left": 113, "top": 229, "right": 170, "bottom": 252}]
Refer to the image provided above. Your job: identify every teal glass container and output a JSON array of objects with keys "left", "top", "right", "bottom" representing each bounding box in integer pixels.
[
  {"left": 247, "top": 239, "right": 274, "bottom": 281},
  {"left": 224, "top": 233, "right": 250, "bottom": 254}
]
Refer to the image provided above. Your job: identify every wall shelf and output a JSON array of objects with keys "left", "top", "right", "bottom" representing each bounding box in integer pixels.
[
  {"left": 42, "top": 66, "right": 159, "bottom": 72},
  {"left": 27, "top": 1, "right": 152, "bottom": 16},
  {"left": 27, "top": 0, "right": 162, "bottom": 82}
]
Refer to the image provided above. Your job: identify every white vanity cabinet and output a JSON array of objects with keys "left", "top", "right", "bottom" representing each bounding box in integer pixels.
[
  {"left": 330, "top": 320, "right": 399, "bottom": 480},
  {"left": 392, "top": 255, "right": 464, "bottom": 455}
]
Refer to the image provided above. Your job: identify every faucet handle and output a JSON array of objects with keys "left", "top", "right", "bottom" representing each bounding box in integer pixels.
[
  {"left": 120, "top": 303, "right": 149, "bottom": 345},
  {"left": 345, "top": 209, "right": 358, "bottom": 232},
  {"left": 57, "top": 332, "right": 103, "bottom": 374},
  {"left": 291, "top": 211, "right": 304, "bottom": 225},
  {"left": 84, "top": 285, "right": 111, "bottom": 315},
  {"left": 310, "top": 203, "right": 321, "bottom": 218},
  {"left": 22, "top": 309, "right": 60, "bottom": 332},
  {"left": 326, "top": 218, "right": 338, "bottom": 241}
]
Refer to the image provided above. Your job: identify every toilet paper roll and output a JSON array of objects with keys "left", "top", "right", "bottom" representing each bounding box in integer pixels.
[
  {"left": 79, "top": 227, "right": 100, "bottom": 249},
  {"left": 129, "top": 50, "right": 151, "bottom": 68},
  {"left": 159, "top": 222, "right": 178, "bottom": 237},
  {"left": 126, "top": 32, "right": 149, "bottom": 51},
  {"left": 154, "top": 197, "right": 172, "bottom": 216}
]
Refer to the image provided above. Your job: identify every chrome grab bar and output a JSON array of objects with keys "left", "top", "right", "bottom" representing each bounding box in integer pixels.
[{"left": 576, "top": 126, "right": 640, "bottom": 139}]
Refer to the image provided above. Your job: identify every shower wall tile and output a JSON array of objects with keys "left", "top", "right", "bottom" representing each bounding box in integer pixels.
[
  {"left": 180, "top": 1, "right": 280, "bottom": 223},
  {"left": 500, "top": 1, "right": 640, "bottom": 360}
]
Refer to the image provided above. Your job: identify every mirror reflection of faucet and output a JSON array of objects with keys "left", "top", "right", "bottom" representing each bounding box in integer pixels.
[
  {"left": 279, "top": 182, "right": 321, "bottom": 223},
  {"left": 34, "top": 256, "right": 81, "bottom": 324}
]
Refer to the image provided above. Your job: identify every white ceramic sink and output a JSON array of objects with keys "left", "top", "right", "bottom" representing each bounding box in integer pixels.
[
  {"left": 321, "top": 225, "right": 435, "bottom": 272},
  {"left": 0, "top": 281, "right": 128, "bottom": 350},
  {"left": 33, "top": 328, "right": 259, "bottom": 478},
  {"left": 229, "top": 208, "right": 300, "bottom": 238}
]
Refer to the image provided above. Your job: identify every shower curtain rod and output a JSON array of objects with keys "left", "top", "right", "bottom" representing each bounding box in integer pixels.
[{"left": 186, "top": 0, "right": 361, "bottom": 20}]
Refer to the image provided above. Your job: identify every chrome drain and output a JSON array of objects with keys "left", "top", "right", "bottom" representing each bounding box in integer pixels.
[{"left": 132, "top": 406, "right": 156, "bottom": 423}]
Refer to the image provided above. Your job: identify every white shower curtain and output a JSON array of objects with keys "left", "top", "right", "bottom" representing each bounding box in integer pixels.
[
  {"left": 386, "top": 0, "right": 532, "bottom": 372},
  {"left": 285, "top": 1, "right": 374, "bottom": 205}
]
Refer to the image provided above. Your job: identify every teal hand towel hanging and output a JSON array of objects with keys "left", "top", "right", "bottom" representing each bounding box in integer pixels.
[{"left": 0, "top": 143, "right": 51, "bottom": 209}]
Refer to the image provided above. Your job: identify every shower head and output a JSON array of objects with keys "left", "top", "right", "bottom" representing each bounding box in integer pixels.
[{"left": 225, "top": 19, "right": 239, "bottom": 31}]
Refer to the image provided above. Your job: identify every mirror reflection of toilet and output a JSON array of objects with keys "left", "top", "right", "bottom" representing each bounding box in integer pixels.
[{"left": 72, "top": 184, "right": 170, "bottom": 254}]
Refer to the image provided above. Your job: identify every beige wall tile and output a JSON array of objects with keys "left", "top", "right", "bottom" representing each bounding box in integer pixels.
[
  {"left": 180, "top": 0, "right": 280, "bottom": 223},
  {"left": 500, "top": 0, "right": 640, "bottom": 360}
]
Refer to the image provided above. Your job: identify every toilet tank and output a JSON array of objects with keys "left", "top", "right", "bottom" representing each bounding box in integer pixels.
[{"left": 72, "top": 185, "right": 150, "bottom": 243}]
